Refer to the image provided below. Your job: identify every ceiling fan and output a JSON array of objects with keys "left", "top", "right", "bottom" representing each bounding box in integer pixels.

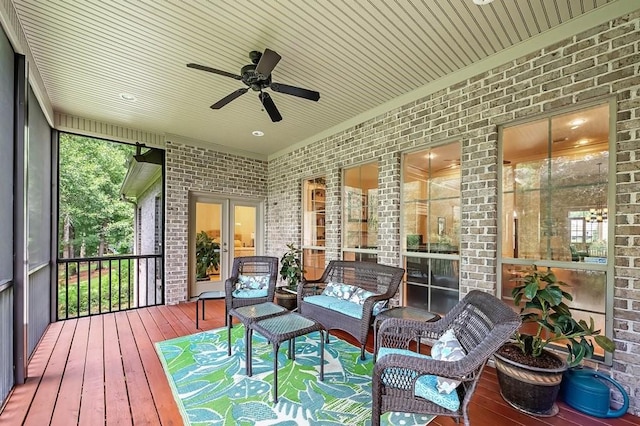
[{"left": 187, "top": 48, "right": 320, "bottom": 122}]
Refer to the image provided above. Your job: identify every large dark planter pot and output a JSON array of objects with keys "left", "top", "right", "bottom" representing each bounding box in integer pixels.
[
  {"left": 274, "top": 288, "right": 297, "bottom": 310},
  {"left": 494, "top": 348, "right": 568, "bottom": 417}
]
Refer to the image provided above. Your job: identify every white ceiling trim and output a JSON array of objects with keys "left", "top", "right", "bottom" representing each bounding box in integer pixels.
[
  {"left": 55, "top": 113, "right": 165, "bottom": 147},
  {"left": 0, "top": 0, "right": 53, "bottom": 126},
  {"left": 267, "top": 0, "right": 637, "bottom": 161},
  {"left": 165, "top": 133, "right": 267, "bottom": 161}
]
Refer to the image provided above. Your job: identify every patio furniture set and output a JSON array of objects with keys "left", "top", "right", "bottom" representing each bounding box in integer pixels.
[{"left": 196, "top": 256, "right": 521, "bottom": 425}]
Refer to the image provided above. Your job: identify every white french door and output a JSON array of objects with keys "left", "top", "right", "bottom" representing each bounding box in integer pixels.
[{"left": 189, "top": 193, "right": 264, "bottom": 298}]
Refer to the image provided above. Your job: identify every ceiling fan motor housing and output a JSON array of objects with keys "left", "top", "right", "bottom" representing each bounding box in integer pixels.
[{"left": 240, "top": 64, "right": 271, "bottom": 91}]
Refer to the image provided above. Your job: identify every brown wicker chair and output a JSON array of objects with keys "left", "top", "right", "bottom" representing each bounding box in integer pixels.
[
  {"left": 224, "top": 256, "right": 279, "bottom": 325},
  {"left": 195, "top": 256, "right": 279, "bottom": 329},
  {"left": 372, "top": 290, "right": 521, "bottom": 426}
]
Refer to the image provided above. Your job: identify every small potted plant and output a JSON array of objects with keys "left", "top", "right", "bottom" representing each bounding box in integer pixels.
[
  {"left": 276, "top": 243, "right": 304, "bottom": 309},
  {"left": 279, "top": 243, "right": 304, "bottom": 289},
  {"left": 195, "top": 231, "right": 220, "bottom": 280},
  {"left": 494, "top": 266, "right": 615, "bottom": 416}
]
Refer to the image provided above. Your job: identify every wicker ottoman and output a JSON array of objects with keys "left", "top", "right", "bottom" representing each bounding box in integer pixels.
[
  {"left": 249, "top": 312, "right": 325, "bottom": 403},
  {"left": 228, "top": 302, "right": 289, "bottom": 373}
]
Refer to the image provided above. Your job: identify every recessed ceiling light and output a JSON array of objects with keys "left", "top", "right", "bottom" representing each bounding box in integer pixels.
[
  {"left": 569, "top": 118, "right": 586, "bottom": 126},
  {"left": 578, "top": 139, "right": 589, "bottom": 145},
  {"left": 473, "top": 0, "right": 494, "bottom": 4},
  {"left": 252, "top": 130, "right": 264, "bottom": 137},
  {"left": 119, "top": 93, "right": 137, "bottom": 101}
]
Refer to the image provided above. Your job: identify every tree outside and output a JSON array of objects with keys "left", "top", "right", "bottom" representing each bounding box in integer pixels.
[
  {"left": 57, "top": 133, "right": 137, "bottom": 318},
  {"left": 58, "top": 133, "right": 135, "bottom": 258}
]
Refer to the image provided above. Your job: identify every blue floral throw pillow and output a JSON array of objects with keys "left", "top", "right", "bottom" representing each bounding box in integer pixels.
[
  {"left": 431, "top": 329, "right": 466, "bottom": 394},
  {"left": 237, "top": 274, "right": 270, "bottom": 290},
  {"left": 321, "top": 282, "right": 356, "bottom": 300},
  {"left": 348, "top": 288, "right": 387, "bottom": 316}
]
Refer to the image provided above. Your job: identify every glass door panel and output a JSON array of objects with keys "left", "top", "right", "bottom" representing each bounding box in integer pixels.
[
  {"left": 231, "top": 203, "right": 257, "bottom": 260},
  {"left": 192, "top": 199, "right": 227, "bottom": 296}
]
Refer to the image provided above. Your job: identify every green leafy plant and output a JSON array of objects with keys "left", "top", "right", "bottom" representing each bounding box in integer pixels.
[
  {"left": 511, "top": 266, "right": 615, "bottom": 367},
  {"left": 195, "top": 231, "right": 220, "bottom": 279},
  {"left": 279, "top": 243, "right": 304, "bottom": 289}
]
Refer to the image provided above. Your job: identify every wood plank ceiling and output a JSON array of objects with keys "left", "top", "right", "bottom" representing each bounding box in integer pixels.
[{"left": 10, "top": 0, "right": 618, "bottom": 157}]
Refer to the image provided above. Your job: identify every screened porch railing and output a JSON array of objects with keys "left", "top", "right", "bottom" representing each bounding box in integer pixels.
[{"left": 56, "top": 254, "right": 163, "bottom": 320}]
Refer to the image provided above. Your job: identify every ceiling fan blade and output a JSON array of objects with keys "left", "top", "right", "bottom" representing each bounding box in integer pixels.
[
  {"left": 254, "top": 48, "right": 281, "bottom": 78},
  {"left": 211, "top": 88, "right": 249, "bottom": 109},
  {"left": 270, "top": 82, "right": 320, "bottom": 101},
  {"left": 259, "top": 92, "right": 282, "bottom": 122},
  {"left": 187, "top": 63, "right": 243, "bottom": 80}
]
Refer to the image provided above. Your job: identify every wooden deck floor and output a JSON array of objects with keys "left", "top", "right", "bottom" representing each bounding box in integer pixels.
[{"left": 1, "top": 300, "right": 639, "bottom": 426}]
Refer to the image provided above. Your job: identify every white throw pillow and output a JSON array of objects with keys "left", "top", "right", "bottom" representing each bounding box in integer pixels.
[{"left": 431, "top": 329, "right": 466, "bottom": 394}]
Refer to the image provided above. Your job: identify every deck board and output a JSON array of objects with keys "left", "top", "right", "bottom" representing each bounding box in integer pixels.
[
  {"left": 50, "top": 317, "right": 89, "bottom": 426},
  {"left": 0, "top": 321, "right": 63, "bottom": 425},
  {"left": 126, "top": 310, "right": 182, "bottom": 426},
  {"left": 2, "top": 299, "right": 639, "bottom": 426},
  {"left": 103, "top": 313, "right": 133, "bottom": 426},
  {"left": 114, "top": 311, "right": 160, "bottom": 425},
  {"left": 78, "top": 315, "right": 106, "bottom": 426},
  {"left": 23, "top": 319, "right": 77, "bottom": 426}
]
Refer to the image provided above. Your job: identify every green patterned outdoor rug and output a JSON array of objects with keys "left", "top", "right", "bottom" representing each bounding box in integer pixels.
[{"left": 156, "top": 325, "right": 434, "bottom": 425}]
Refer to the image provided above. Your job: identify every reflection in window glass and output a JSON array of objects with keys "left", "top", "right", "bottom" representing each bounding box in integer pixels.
[
  {"left": 302, "top": 177, "right": 326, "bottom": 280},
  {"left": 500, "top": 103, "right": 611, "bottom": 360},
  {"left": 502, "top": 104, "right": 609, "bottom": 263},
  {"left": 402, "top": 141, "right": 461, "bottom": 315},
  {"left": 343, "top": 162, "right": 378, "bottom": 257}
]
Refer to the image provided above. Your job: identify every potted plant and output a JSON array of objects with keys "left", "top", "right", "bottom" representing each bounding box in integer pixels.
[
  {"left": 494, "top": 266, "right": 615, "bottom": 416},
  {"left": 279, "top": 243, "right": 304, "bottom": 289},
  {"left": 276, "top": 243, "right": 304, "bottom": 309},
  {"left": 195, "top": 231, "right": 220, "bottom": 280}
]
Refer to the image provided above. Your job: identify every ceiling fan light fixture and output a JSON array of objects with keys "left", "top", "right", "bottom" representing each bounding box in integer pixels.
[
  {"left": 473, "top": 0, "right": 494, "bottom": 5},
  {"left": 119, "top": 93, "right": 137, "bottom": 101},
  {"left": 252, "top": 130, "right": 264, "bottom": 137}
]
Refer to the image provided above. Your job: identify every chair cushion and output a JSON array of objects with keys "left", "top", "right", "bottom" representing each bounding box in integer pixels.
[
  {"left": 378, "top": 348, "right": 431, "bottom": 386},
  {"left": 431, "top": 329, "right": 466, "bottom": 394},
  {"left": 348, "top": 288, "right": 387, "bottom": 316},
  {"left": 232, "top": 288, "right": 268, "bottom": 299},
  {"left": 378, "top": 347, "right": 432, "bottom": 360},
  {"left": 377, "top": 347, "right": 460, "bottom": 411},
  {"left": 414, "top": 374, "right": 461, "bottom": 412},
  {"left": 304, "top": 295, "right": 363, "bottom": 319},
  {"left": 321, "top": 282, "right": 357, "bottom": 300},
  {"left": 236, "top": 274, "right": 270, "bottom": 290}
]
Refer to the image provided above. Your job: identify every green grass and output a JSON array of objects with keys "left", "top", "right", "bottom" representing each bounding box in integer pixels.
[{"left": 57, "top": 260, "right": 134, "bottom": 319}]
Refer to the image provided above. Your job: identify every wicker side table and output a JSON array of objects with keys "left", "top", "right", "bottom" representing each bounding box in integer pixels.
[
  {"left": 228, "top": 302, "right": 289, "bottom": 371},
  {"left": 373, "top": 306, "right": 440, "bottom": 361},
  {"left": 249, "top": 312, "right": 325, "bottom": 403}
]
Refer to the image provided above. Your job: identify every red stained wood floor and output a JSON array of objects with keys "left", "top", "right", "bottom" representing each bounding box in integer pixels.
[{"left": 1, "top": 300, "right": 639, "bottom": 425}]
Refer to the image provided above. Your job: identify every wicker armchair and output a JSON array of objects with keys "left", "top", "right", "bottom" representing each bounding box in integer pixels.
[
  {"left": 195, "top": 256, "right": 279, "bottom": 329},
  {"left": 372, "top": 290, "right": 521, "bottom": 426},
  {"left": 224, "top": 256, "right": 279, "bottom": 324}
]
